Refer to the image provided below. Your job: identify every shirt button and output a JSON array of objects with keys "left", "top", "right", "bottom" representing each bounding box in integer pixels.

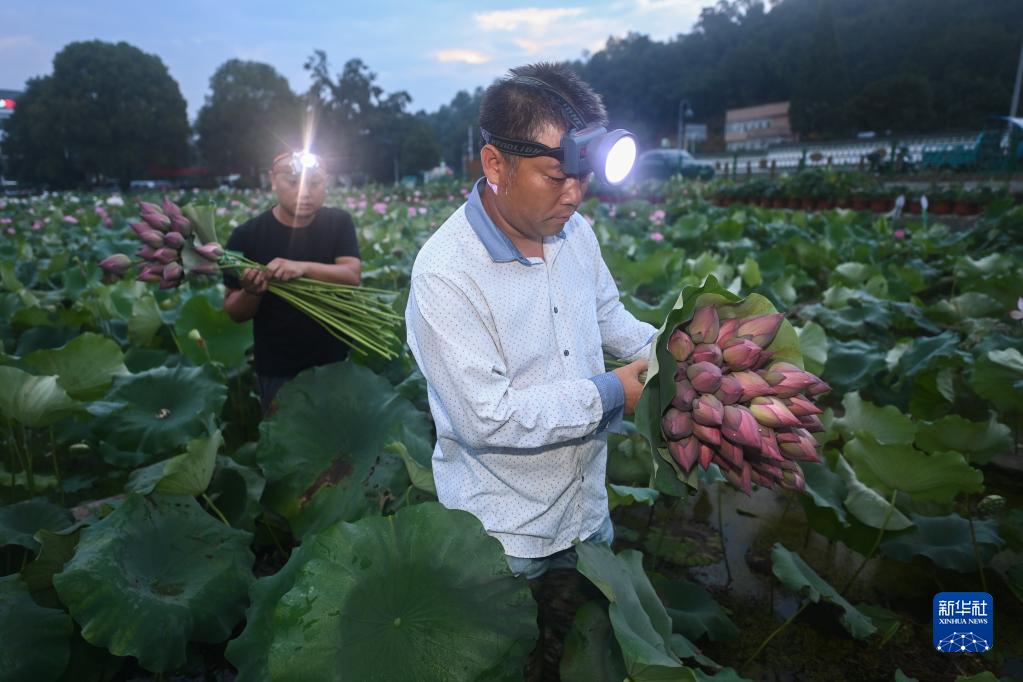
[
  {"left": 553, "top": 306, "right": 559, "bottom": 313},
  {"left": 563, "top": 349, "right": 570, "bottom": 356}
]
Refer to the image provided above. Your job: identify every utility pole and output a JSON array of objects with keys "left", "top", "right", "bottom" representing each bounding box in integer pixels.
[
  {"left": 677, "top": 99, "right": 693, "bottom": 153},
  {"left": 1008, "top": 35, "right": 1023, "bottom": 136}
]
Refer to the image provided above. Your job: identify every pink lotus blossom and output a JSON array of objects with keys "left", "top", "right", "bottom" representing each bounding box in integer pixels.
[
  {"left": 373, "top": 202, "right": 388, "bottom": 214},
  {"left": 650, "top": 231, "right": 664, "bottom": 241},
  {"left": 894, "top": 229, "right": 906, "bottom": 239},
  {"left": 216, "top": 207, "right": 228, "bottom": 216},
  {"left": 31, "top": 220, "right": 44, "bottom": 231},
  {"left": 649, "top": 209, "right": 666, "bottom": 224},
  {"left": 5, "top": 228, "right": 14, "bottom": 236},
  {"left": 0, "top": 217, "right": 10, "bottom": 225},
  {"left": 358, "top": 200, "right": 368, "bottom": 210},
  {"left": 63, "top": 215, "right": 78, "bottom": 224},
  {"left": 418, "top": 207, "right": 427, "bottom": 215},
  {"left": 231, "top": 200, "right": 242, "bottom": 207},
  {"left": 346, "top": 198, "right": 358, "bottom": 210},
  {"left": 407, "top": 207, "right": 417, "bottom": 218}
]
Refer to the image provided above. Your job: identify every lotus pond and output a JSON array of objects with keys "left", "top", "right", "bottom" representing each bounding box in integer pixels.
[{"left": 0, "top": 178, "right": 1021, "bottom": 681}]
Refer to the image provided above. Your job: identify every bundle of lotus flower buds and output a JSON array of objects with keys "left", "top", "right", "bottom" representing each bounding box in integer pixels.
[
  {"left": 660, "top": 305, "right": 830, "bottom": 495},
  {"left": 99, "top": 199, "right": 222, "bottom": 288}
]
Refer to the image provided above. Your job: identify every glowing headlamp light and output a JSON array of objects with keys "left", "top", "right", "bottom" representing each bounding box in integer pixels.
[
  {"left": 277, "top": 151, "right": 322, "bottom": 175},
  {"left": 480, "top": 76, "right": 637, "bottom": 185}
]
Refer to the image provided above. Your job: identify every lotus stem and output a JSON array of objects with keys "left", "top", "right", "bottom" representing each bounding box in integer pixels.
[
  {"left": 202, "top": 493, "right": 229, "bottom": 526},
  {"left": 839, "top": 488, "right": 899, "bottom": 596},
  {"left": 718, "top": 484, "right": 732, "bottom": 585},
  {"left": 743, "top": 601, "right": 810, "bottom": 670}
]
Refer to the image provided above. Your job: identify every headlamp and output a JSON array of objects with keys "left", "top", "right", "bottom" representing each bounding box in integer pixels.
[
  {"left": 275, "top": 151, "right": 323, "bottom": 176},
  {"left": 480, "top": 76, "right": 637, "bottom": 185}
]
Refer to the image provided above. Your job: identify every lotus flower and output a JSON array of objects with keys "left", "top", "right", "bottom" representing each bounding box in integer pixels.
[
  {"left": 662, "top": 408, "right": 693, "bottom": 440},
  {"left": 152, "top": 247, "right": 179, "bottom": 264},
  {"left": 716, "top": 317, "right": 740, "bottom": 346},
  {"left": 130, "top": 222, "right": 151, "bottom": 238},
  {"left": 722, "top": 405, "right": 763, "bottom": 449},
  {"left": 736, "top": 313, "right": 784, "bottom": 348},
  {"left": 807, "top": 380, "right": 832, "bottom": 396},
  {"left": 760, "top": 362, "right": 819, "bottom": 398},
  {"left": 749, "top": 396, "right": 803, "bottom": 428},
  {"left": 731, "top": 370, "right": 775, "bottom": 400},
  {"left": 136, "top": 265, "right": 163, "bottom": 283},
  {"left": 798, "top": 415, "right": 825, "bottom": 433},
  {"left": 669, "top": 436, "right": 700, "bottom": 472},
  {"left": 717, "top": 439, "right": 745, "bottom": 469},
  {"left": 692, "top": 343, "right": 723, "bottom": 366},
  {"left": 163, "top": 231, "right": 186, "bottom": 248},
  {"left": 667, "top": 328, "right": 695, "bottom": 362},
  {"left": 139, "top": 230, "right": 165, "bottom": 248},
  {"left": 671, "top": 379, "right": 698, "bottom": 410},
  {"left": 196, "top": 243, "right": 223, "bottom": 261},
  {"left": 687, "top": 306, "right": 719, "bottom": 344},
  {"left": 785, "top": 395, "right": 823, "bottom": 417},
  {"left": 163, "top": 262, "right": 183, "bottom": 282},
  {"left": 780, "top": 469, "right": 805, "bottom": 492},
  {"left": 777, "top": 428, "right": 820, "bottom": 462},
  {"left": 136, "top": 246, "right": 156, "bottom": 260},
  {"left": 686, "top": 362, "right": 722, "bottom": 394},
  {"left": 759, "top": 428, "right": 783, "bottom": 461},
  {"left": 99, "top": 253, "right": 132, "bottom": 275},
  {"left": 170, "top": 215, "right": 192, "bottom": 233},
  {"left": 714, "top": 375, "right": 743, "bottom": 404},
  {"left": 162, "top": 197, "right": 183, "bottom": 217},
  {"left": 138, "top": 201, "right": 163, "bottom": 215},
  {"left": 692, "top": 422, "right": 721, "bottom": 446},
  {"left": 699, "top": 444, "right": 714, "bottom": 469},
  {"left": 722, "top": 338, "right": 762, "bottom": 371},
  {"left": 692, "top": 394, "right": 724, "bottom": 427},
  {"left": 141, "top": 210, "right": 172, "bottom": 231}
]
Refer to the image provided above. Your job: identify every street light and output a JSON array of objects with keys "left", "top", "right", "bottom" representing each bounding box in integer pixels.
[{"left": 678, "top": 99, "right": 694, "bottom": 153}]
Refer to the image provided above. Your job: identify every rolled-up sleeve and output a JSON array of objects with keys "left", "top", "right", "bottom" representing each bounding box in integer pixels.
[{"left": 408, "top": 272, "right": 606, "bottom": 451}]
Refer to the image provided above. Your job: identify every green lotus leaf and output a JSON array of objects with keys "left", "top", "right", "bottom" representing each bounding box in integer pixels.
[
  {"left": 257, "top": 362, "right": 432, "bottom": 537},
  {"left": 560, "top": 601, "right": 627, "bottom": 682},
  {"left": 127, "top": 429, "right": 222, "bottom": 497},
  {"left": 88, "top": 365, "right": 227, "bottom": 457},
  {"left": 262, "top": 503, "right": 536, "bottom": 682},
  {"left": 0, "top": 498, "right": 73, "bottom": 552},
  {"left": 127, "top": 291, "right": 163, "bottom": 345},
  {"left": 608, "top": 484, "right": 660, "bottom": 511},
  {"left": 895, "top": 669, "right": 919, "bottom": 682},
  {"left": 880, "top": 513, "right": 1003, "bottom": 571},
  {"left": 800, "top": 460, "right": 849, "bottom": 526},
  {"left": 651, "top": 575, "right": 740, "bottom": 643},
  {"left": 0, "top": 366, "right": 81, "bottom": 427},
  {"left": 822, "top": 339, "right": 886, "bottom": 395},
  {"left": 1005, "top": 564, "right": 1023, "bottom": 606},
  {"left": 971, "top": 349, "right": 1023, "bottom": 413},
  {"left": 835, "top": 392, "right": 916, "bottom": 445},
  {"left": 53, "top": 494, "right": 253, "bottom": 673},
  {"left": 895, "top": 331, "right": 962, "bottom": 380},
  {"left": 795, "top": 322, "right": 828, "bottom": 376},
  {"left": 834, "top": 456, "right": 913, "bottom": 531},
  {"left": 0, "top": 575, "right": 73, "bottom": 682},
  {"left": 173, "top": 294, "right": 252, "bottom": 368},
  {"left": 576, "top": 543, "right": 697, "bottom": 681},
  {"left": 23, "top": 333, "right": 128, "bottom": 401},
  {"left": 843, "top": 436, "right": 983, "bottom": 503},
  {"left": 21, "top": 527, "right": 81, "bottom": 607},
  {"left": 206, "top": 455, "right": 266, "bottom": 531},
  {"left": 914, "top": 414, "right": 1013, "bottom": 466},
  {"left": 388, "top": 441, "right": 436, "bottom": 496},
  {"left": 770, "top": 543, "right": 876, "bottom": 639},
  {"left": 181, "top": 204, "right": 218, "bottom": 245},
  {"left": 693, "top": 667, "right": 753, "bottom": 681}
]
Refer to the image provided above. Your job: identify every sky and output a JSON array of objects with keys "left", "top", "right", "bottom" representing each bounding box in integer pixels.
[{"left": 0, "top": 0, "right": 706, "bottom": 120}]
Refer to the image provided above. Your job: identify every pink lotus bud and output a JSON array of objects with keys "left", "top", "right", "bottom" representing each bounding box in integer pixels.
[
  {"left": 196, "top": 243, "right": 223, "bottom": 261},
  {"left": 717, "top": 439, "right": 745, "bottom": 469},
  {"left": 170, "top": 214, "right": 192, "bottom": 234},
  {"left": 736, "top": 313, "right": 785, "bottom": 348},
  {"left": 692, "top": 343, "right": 723, "bottom": 366},
  {"left": 139, "top": 230, "right": 164, "bottom": 248},
  {"left": 692, "top": 422, "right": 721, "bottom": 446},
  {"left": 750, "top": 468, "right": 774, "bottom": 489},
  {"left": 662, "top": 408, "right": 693, "bottom": 440},
  {"left": 163, "top": 231, "right": 186, "bottom": 248},
  {"left": 798, "top": 415, "right": 825, "bottom": 433},
  {"left": 141, "top": 211, "right": 172, "bottom": 231},
  {"left": 780, "top": 469, "right": 806, "bottom": 493},
  {"left": 722, "top": 338, "right": 762, "bottom": 372},
  {"left": 731, "top": 370, "right": 775, "bottom": 401},
  {"left": 760, "top": 362, "right": 818, "bottom": 398},
  {"left": 667, "top": 328, "right": 695, "bottom": 362},
  {"left": 159, "top": 278, "right": 180, "bottom": 289},
  {"left": 750, "top": 397, "right": 803, "bottom": 428},
  {"left": 130, "top": 222, "right": 151, "bottom": 238},
  {"left": 699, "top": 444, "right": 714, "bottom": 470},
  {"left": 668, "top": 436, "right": 700, "bottom": 473},
  {"left": 161, "top": 196, "right": 183, "bottom": 218},
  {"left": 187, "top": 262, "right": 219, "bottom": 276},
  {"left": 152, "top": 247, "right": 179, "bottom": 264},
  {"left": 716, "top": 317, "right": 740, "bottom": 346},
  {"left": 723, "top": 405, "right": 763, "bottom": 449},
  {"left": 136, "top": 245, "right": 157, "bottom": 260},
  {"left": 785, "top": 395, "right": 823, "bottom": 417},
  {"left": 687, "top": 306, "right": 720, "bottom": 344},
  {"left": 759, "top": 427, "right": 783, "bottom": 461},
  {"left": 807, "top": 380, "right": 832, "bottom": 396},
  {"left": 692, "top": 394, "right": 724, "bottom": 427},
  {"left": 686, "top": 361, "right": 722, "bottom": 394},
  {"left": 163, "top": 262, "right": 183, "bottom": 281},
  {"left": 778, "top": 428, "right": 820, "bottom": 462},
  {"left": 758, "top": 461, "right": 784, "bottom": 481},
  {"left": 671, "top": 379, "right": 698, "bottom": 410},
  {"left": 714, "top": 374, "right": 743, "bottom": 404},
  {"left": 136, "top": 265, "right": 162, "bottom": 283},
  {"left": 138, "top": 201, "right": 163, "bottom": 214},
  {"left": 99, "top": 253, "right": 132, "bottom": 275}
]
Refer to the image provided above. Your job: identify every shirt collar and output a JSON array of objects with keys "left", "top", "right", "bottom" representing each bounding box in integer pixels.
[{"left": 465, "top": 178, "right": 566, "bottom": 266}]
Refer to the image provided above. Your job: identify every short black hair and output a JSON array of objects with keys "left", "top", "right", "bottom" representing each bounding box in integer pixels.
[{"left": 479, "top": 62, "right": 608, "bottom": 145}]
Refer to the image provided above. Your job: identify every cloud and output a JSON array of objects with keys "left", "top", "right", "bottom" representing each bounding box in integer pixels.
[
  {"left": 0, "top": 35, "right": 34, "bottom": 51},
  {"left": 474, "top": 8, "right": 585, "bottom": 33},
  {"left": 434, "top": 49, "right": 491, "bottom": 65}
]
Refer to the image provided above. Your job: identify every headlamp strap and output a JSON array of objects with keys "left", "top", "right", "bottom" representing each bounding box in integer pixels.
[
  {"left": 480, "top": 128, "right": 563, "bottom": 160},
  {"left": 510, "top": 76, "right": 588, "bottom": 131}
]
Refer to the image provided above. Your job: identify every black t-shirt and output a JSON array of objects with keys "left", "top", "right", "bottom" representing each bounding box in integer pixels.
[{"left": 223, "top": 207, "right": 360, "bottom": 378}]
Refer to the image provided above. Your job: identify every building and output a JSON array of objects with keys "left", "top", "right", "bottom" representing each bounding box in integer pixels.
[{"left": 724, "top": 101, "right": 795, "bottom": 152}]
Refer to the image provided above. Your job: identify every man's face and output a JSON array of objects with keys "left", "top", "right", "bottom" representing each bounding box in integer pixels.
[
  {"left": 270, "top": 162, "right": 327, "bottom": 220},
  {"left": 497, "top": 124, "right": 589, "bottom": 239}
]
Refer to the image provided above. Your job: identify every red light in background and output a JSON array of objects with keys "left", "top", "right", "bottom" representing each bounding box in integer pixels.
[{"left": 0, "top": 99, "right": 15, "bottom": 109}]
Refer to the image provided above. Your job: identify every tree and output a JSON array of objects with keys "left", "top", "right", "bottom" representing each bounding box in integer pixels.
[
  {"left": 195, "top": 59, "right": 302, "bottom": 185},
  {"left": 2, "top": 40, "right": 189, "bottom": 189},
  {"left": 426, "top": 88, "right": 483, "bottom": 174}
]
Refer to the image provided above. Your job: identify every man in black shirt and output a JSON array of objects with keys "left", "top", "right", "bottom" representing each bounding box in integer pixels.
[{"left": 223, "top": 151, "right": 361, "bottom": 414}]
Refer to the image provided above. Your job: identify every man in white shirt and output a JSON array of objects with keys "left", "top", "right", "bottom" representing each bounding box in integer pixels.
[{"left": 405, "top": 62, "right": 653, "bottom": 676}]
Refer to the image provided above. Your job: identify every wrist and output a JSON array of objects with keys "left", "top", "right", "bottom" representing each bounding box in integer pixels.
[{"left": 242, "top": 288, "right": 264, "bottom": 297}]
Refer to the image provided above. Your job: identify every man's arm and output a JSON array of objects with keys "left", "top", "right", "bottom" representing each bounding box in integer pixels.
[
  {"left": 263, "top": 256, "right": 361, "bottom": 285},
  {"left": 224, "top": 268, "right": 268, "bottom": 323},
  {"left": 592, "top": 238, "right": 657, "bottom": 361},
  {"left": 408, "top": 273, "right": 629, "bottom": 451}
]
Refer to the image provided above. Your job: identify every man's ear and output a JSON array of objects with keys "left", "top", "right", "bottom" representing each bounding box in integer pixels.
[{"left": 480, "top": 144, "right": 504, "bottom": 191}]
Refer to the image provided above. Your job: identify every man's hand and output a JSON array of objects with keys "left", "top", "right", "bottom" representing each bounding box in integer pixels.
[
  {"left": 612, "top": 358, "right": 648, "bottom": 416},
  {"left": 239, "top": 268, "right": 269, "bottom": 295},
  {"left": 266, "top": 258, "right": 306, "bottom": 282}
]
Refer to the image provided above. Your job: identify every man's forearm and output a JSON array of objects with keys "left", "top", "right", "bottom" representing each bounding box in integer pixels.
[
  {"left": 299, "top": 261, "right": 361, "bottom": 285},
  {"left": 224, "top": 288, "right": 262, "bottom": 322}
]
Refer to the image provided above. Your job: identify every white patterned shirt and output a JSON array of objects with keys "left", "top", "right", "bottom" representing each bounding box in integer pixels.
[{"left": 405, "top": 179, "right": 655, "bottom": 558}]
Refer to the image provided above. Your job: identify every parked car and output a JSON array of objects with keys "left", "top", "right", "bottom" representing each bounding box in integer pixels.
[{"left": 633, "top": 149, "right": 715, "bottom": 181}]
